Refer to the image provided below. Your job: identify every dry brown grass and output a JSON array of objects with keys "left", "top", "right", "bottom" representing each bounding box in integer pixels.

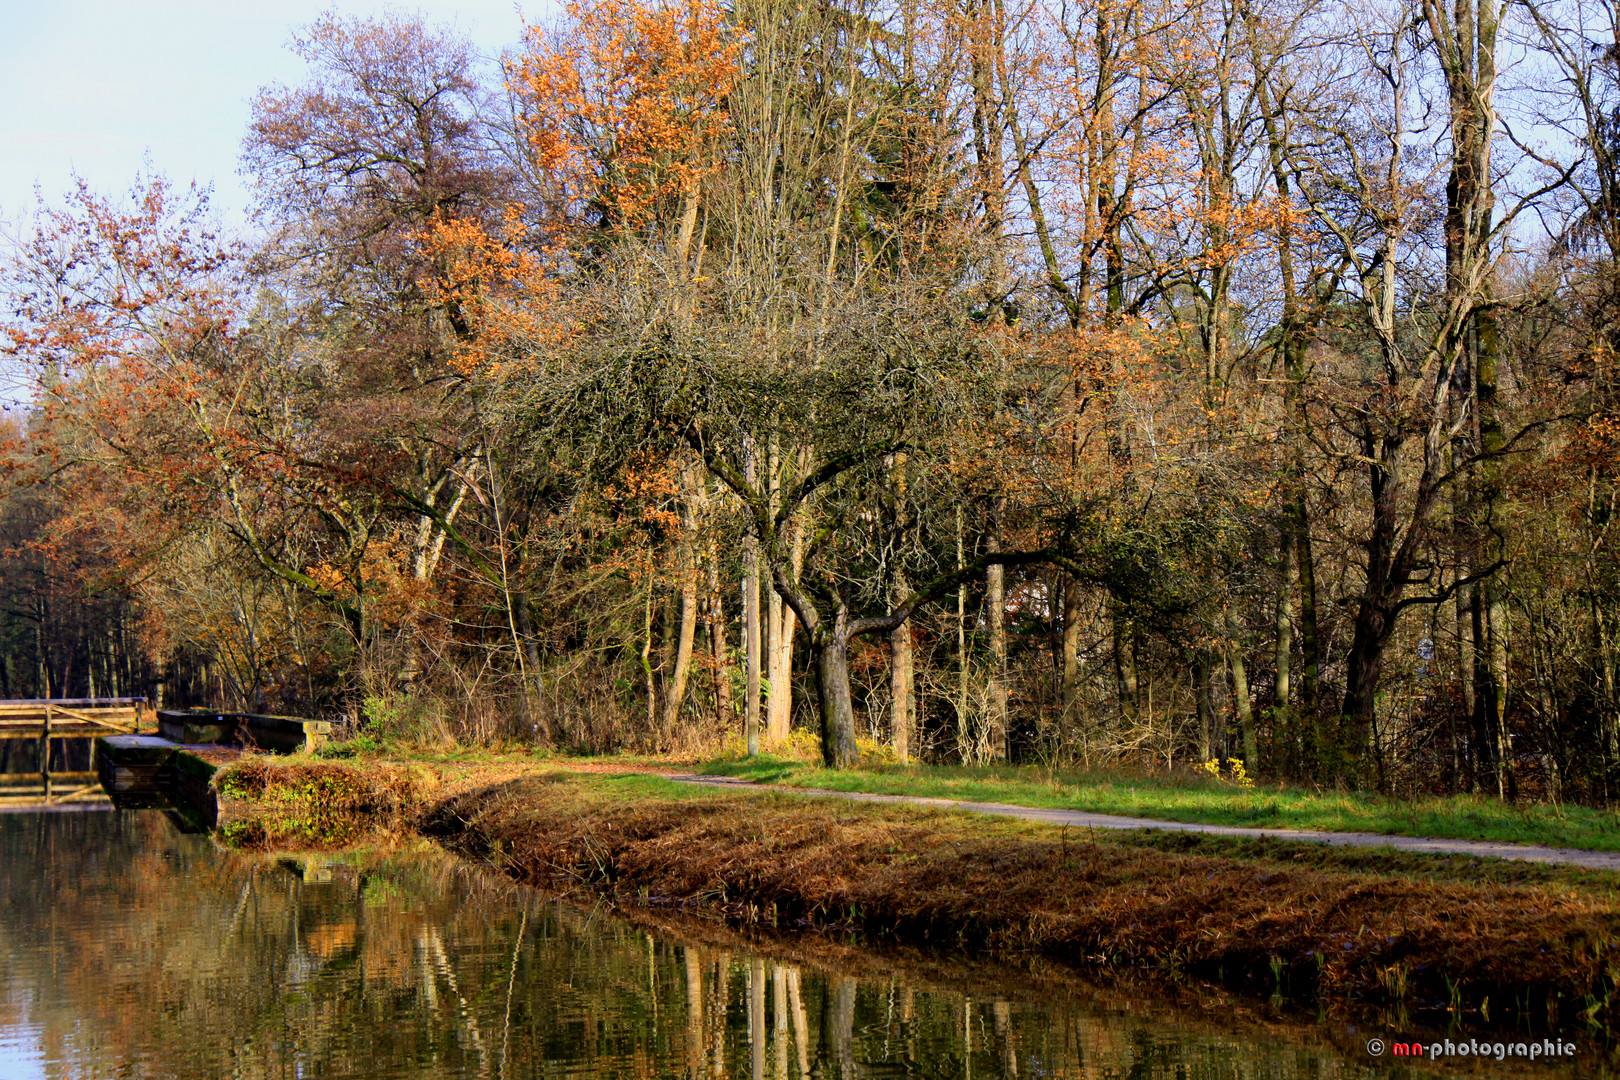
[{"left": 428, "top": 773, "right": 1620, "bottom": 1025}]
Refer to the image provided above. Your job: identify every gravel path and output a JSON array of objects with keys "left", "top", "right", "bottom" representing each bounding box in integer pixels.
[{"left": 666, "top": 773, "right": 1620, "bottom": 872}]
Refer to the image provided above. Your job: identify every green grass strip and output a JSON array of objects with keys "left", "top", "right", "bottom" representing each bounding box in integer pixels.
[{"left": 698, "top": 756, "right": 1620, "bottom": 852}]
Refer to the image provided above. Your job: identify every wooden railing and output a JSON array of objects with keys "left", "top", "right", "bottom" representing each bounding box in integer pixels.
[
  {"left": 0, "top": 698, "right": 146, "bottom": 805},
  {"left": 0, "top": 698, "right": 148, "bottom": 739}
]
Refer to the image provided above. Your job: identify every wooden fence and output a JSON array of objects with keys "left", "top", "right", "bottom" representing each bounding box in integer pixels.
[
  {"left": 0, "top": 698, "right": 147, "bottom": 740},
  {"left": 0, "top": 699, "right": 147, "bottom": 797}
]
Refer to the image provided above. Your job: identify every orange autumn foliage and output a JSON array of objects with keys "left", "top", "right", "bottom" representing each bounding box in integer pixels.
[{"left": 512, "top": 0, "right": 740, "bottom": 230}]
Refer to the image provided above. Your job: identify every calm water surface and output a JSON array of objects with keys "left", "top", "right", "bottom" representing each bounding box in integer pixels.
[{"left": 0, "top": 809, "right": 1594, "bottom": 1078}]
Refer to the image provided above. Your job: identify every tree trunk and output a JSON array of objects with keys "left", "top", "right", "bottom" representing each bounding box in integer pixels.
[
  {"left": 1226, "top": 607, "right": 1257, "bottom": 769},
  {"left": 707, "top": 550, "right": 732, "bottom": 731},
  {"left": 1458, "top": 579, "right": 1477, "bottom": 719},
  {"left": 1339, "top": 428, "right": 1429, "bottom": 761},
  {"left": 85, "top": 621, "right": 96, "bottom": 700},
  {"left": 663, "top": 469, "right": 702, "bottom": 738},
  {"left": 642, "top": 571, "right": 657, "bottom": 734},
  {"left": 765, "top": 515, "right": 802, "bottom": 746},
  {"left": 513, "top": 592, "right": 551, "bottom": 742},
  {"left": 1426, "top": 0, "right": 1503, "bottom": 793},
  {"left": 1479, "top": 579, "right": 1511, "bottom": 798},
  {"left": 1342, "top": 598, "right": 1394, "bottom": 752},
  {"left": 153, "top": 650, "right": 166, "bottom": 713},
  {"left": 662, "top": 568, "right": 698, "bottom": 735},
  {"left": 1454, "top": 467, "right": 1476, "bottom": 789},
  {"left": 1273, "top": 534, "right": 1293, "bottom": 709},
  {"left": 890, "top": 569, "right": 913, "bottom": 763},
  {"left": 1294, "top": 498, "right": 1320, "bottom": 710},
  {"left": 1195, "top": 655, "right": 1214, "bottom": 761},
  {"left": 814, "top": 611, "right": 859, "bottom": 768},
  {"left": 1112, "top": 601, "right": 1137, "bottom": 713},
  {"left": 766, "top": 599, "right": 796, "bottom": 745},
  {"left": 1489, "top": 585, "right": 1513, "bottom": 797},
  {"left": 957, "top": 506, "right": 971, "bottom": 762},
  {"left": 1471, "top": 586, "right": 1494, "bottom": 789},
  {"left": 744, "top": 441, "right": 762, "bottom": 755},
  {"left": 1477, "top": 280, "right": 1512, "bottom": 799},
  {"left": 744, "top": 548, "right": 761, "bottom": 756},
  {"left": 967, "top": 0, "right": 1008, "bottom": 319},
  {"left": 986, "top": 498, "right": 1009, "bottom": 759},
  {"left": 1254, "top": 50, "right": 1320, "bottom": 720},
  {"left": 1061, "top": 577, "right": 1083, "bottom": 738}
]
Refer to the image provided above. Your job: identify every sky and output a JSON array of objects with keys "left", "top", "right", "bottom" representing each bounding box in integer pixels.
[
  {"left": 0, "top": 0, "right": 545, "bottom": 229},
  {"left": 0, "top": 1, "right": 549, "bottom": 409}
]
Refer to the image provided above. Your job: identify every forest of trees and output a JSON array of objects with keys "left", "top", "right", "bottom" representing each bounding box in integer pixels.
[{"left": 4, "top": 0, "right": 1620, "bottom": 799}]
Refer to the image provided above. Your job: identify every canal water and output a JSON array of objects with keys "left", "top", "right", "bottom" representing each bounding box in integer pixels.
[{"left": 0, "top": 808, "right": 1594, "bottom": 1078}]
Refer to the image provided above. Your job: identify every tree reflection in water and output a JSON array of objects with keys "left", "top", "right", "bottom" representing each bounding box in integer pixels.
[{"left": 0, "top": 810, "right": 1580, "bottom": 1078}]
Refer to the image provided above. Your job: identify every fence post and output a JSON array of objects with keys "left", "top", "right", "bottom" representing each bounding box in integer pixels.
[{"left": 40, "top": 702, "right": 52, "bottom": 790}]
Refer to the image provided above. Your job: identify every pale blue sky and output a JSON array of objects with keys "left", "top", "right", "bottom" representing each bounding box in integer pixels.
[
  {"left": 0, "top": 1, "right": 544, "bottom": 229},
  {"left": 0, "top": 2, "right": 548, "bottom": 407}
]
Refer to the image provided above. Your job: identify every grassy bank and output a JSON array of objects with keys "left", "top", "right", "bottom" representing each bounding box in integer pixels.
[
  {"left": 421, "top": 769, "right": 1620, "bottom": 1025},
  {"left": 701, "top": 756, "right": 1620, "bottom": 851},
  {"left": 209, "top": 754, "right": 1620, "bottom": 1027}
]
